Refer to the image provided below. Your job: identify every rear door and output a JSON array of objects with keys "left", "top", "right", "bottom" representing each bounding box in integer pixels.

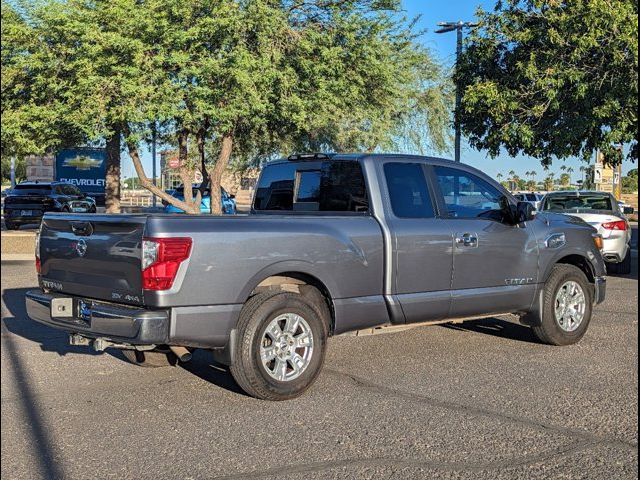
[
  {"left": 381, "top": 162, "right": 453, "bottom": 323},
  {"left": 39, "top": 214, "right": 147, "bottom": 306},
  {"left": 430, "top": 166, "right": 539, "bottom": 318}
]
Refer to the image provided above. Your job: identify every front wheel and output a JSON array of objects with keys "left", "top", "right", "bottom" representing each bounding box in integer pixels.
[
  {"left": 531, "top": 264, "right": 593, "bottom": 346},
  {"left": 230, "top": 290, "right": 329, "bottom": 400}
]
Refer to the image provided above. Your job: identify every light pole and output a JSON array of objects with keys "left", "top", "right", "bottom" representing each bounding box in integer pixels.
[
  {"left": 436, "top": 21, "right": 478, "bottom": 162},
  {"left": 151, "top": 122, "right": 157, "bottom": 208},
  {"left": 10, "top": 157, "right": 16, "bottom": 188}
]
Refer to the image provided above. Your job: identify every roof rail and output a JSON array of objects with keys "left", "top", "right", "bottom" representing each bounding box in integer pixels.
[{"left": 287, "top": 153, "right": 332, "bottom": 161}]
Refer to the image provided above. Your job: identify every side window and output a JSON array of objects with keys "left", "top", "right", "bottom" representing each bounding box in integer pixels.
[
  {"left": 62, "top": 185, "right": 80, "bottom": 196},
  {"left": 384, "top": 163, "right": 434, "bottom": 218},
  {"left": 434, "top": 166, "right": 504, "bottom": 219}
]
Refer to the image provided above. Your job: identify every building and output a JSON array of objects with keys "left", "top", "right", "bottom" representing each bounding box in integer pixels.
[
  {"left": 594, "top": 150, "right": 623, "bottom": 199},
  {"left": 159, "top": 150, "right": 203, "bottom": 190}
]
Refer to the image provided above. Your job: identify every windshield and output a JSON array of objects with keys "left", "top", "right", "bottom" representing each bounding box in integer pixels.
[{"left": 541, "top": 194, "right": 614, "bottom": 213}]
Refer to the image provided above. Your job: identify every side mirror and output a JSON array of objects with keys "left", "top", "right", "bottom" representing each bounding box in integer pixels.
[
  {"left": 516, "top": 201, "right": 536, "bottom": 223},
  {"left": 623, "top": 206, "right": 635, "bottom": 215}
]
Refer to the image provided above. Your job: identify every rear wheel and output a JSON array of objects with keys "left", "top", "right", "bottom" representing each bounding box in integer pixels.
[
  {"left": 531, "top": 264, "right": 593, "bottom": 346},
  {"left": 122, "top": 348, "right": 177, "bottom": 367},
  {"left": 230, "top": 290, "right": 329, "bottom": 401}
]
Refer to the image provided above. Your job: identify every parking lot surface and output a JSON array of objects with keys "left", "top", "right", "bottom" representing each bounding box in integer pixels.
[{"left": 1, "top": 256, "right": 638, "bottom": 479}]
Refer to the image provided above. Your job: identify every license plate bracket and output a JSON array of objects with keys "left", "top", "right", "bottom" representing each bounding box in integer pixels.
[{"left": 51, "top": 297, "right": 74, "bottom": 318}]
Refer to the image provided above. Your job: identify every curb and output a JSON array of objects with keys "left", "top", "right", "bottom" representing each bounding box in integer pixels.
[{"left": 1, "top": 254, "right": 35, "bottom": 262}]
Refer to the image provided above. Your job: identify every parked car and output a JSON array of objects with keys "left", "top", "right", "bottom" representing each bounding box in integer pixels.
[
  {"left": 162, "top": 185, "right": 236, "bottom": 215},
  {"left": 3, "top": 181, "right": 96, "bottom": 230},
  {"left": 514, "top": 192, "right": 544, "bottom": 210},
  {"left": 27, "top": 154, "right": 607, "bottom": 400},
  {"left": 617, "top": 200, "right": 634, "bottom": 215},
  {"left": 539, "top": 191, "right": 633, "bottom": 274}
]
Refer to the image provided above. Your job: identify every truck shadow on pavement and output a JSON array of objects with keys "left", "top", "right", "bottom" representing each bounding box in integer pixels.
[
  {"left": 2, "top": 287, "right": 101, "bottom": 357},
  {"left": 1, "top": 287, "right": 246, "bottom": 395},
  {"left": 440, "top": 318, "right": 543, "bottom": 344}
]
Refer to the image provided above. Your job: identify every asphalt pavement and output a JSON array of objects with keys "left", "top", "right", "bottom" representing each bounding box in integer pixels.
[{"left": 1, "top": 255, "right": 638, "bottom": 479}]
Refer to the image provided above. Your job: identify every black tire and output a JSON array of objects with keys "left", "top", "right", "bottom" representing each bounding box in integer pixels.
[
  {"left": 230, "top": 289, "right": 329, "bottom": 401},
  {"left": 611, "top": 249, "right": 632, "bottom": 275},
  {"left": 5, "top": 221, "right": 20, "bottom": 230},
  {"left": 122, "top": 348, "right": 177, "bottom": 367},
  {"left": 531, "top": 264, "right": 593, "bottom": 346}
]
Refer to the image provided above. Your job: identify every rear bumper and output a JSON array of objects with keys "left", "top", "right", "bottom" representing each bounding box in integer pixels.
[
  {"left": 601, "top": 235, "right": 629, "bottom": 263},
  {"left": 594, "top": 276, "right": 606, "bottom": 305},
  {"left": 26, "top": 290, "right": 169, "bottom": 345},
  {"left": 25, "top": 290, "right": 240, "bottom": 348}
]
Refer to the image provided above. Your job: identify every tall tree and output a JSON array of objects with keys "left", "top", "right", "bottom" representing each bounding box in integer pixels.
[
  {"left": 457, "top": 0, "right": 638, "bottom": 167},
  {"left": 2, "top": 0, "right": 452, "bottom": 215}
]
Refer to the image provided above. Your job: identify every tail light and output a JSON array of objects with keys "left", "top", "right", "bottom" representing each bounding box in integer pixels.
[
  {"left": 35, "top": 232, "right": 41, "bottom": 274},
  {"left": 602, "top": 220, "right": 628, "bottom": 231},
  {"left": 141, "top": 237, "right": 192, "bottom": 291}
]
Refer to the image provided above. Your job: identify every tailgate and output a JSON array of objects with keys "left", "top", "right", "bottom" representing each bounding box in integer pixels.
[{"left": 39, "top": 214, "right": 148, "bottom": 306}]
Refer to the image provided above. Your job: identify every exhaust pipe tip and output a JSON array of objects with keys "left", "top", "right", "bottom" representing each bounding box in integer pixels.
[{"left": 169, "top": 346, "right": 192, "bottom": 362}]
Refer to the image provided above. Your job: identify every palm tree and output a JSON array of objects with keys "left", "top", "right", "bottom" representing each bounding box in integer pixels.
[{"left": 566, "top": 167, "right": 574, "bottom": 187}]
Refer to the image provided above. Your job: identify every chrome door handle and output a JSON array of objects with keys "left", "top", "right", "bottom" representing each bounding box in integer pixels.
[{"left": 455, "top": 233, "right": 478, "bottom": 248}]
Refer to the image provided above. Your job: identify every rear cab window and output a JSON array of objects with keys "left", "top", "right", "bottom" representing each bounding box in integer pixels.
[{"left": 253, "top": 160, "right": 369, "bottom": 214}]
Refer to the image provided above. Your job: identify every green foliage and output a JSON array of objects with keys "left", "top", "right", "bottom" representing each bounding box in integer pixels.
[
  {"left": 0, "top": 156, "right": 26, "bottom": 184},
  {"left": 622, "top": 171, "right": 638, "bottom": 193},
  {"left": 457, "top": 0, "right": 638, "bottom": 167}
]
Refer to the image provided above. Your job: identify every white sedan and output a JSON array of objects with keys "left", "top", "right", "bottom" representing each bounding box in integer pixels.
[{"left": 539, "top": 191, "right": 633, "bottom": 274}]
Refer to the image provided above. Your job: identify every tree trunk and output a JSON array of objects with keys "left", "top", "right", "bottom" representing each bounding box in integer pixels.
[
  {"left": 177, "top": 130, "right": 200, "bottom": 215},
  {"left": 208, "top": 134, "right": 233, "bottom": 216},
  {"left": 122, "top": 123, "right": 195, "bottom": 213},
  {"left": 105, "top": 126, "right": 122, "bottom": 213}
]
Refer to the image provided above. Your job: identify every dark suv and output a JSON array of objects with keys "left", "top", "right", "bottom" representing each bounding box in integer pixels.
[{"left": 3, "top": 181, "right": 96, "bottom": 230}]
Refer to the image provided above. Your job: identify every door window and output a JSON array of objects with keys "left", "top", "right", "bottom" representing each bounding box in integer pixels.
[
  {"left": 434, "top": 167, "right": 504, "bottom": 220},
  {"left": 384, "top": 163, "right": 435, "bottom": 218}
]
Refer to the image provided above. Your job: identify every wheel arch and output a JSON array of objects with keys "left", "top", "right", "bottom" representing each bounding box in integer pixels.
[
  {"left": 552, "top": 254, "right": 596, "bottom": 284},
  {"left": 240, "top": 267, "right": 336, "bottom": 334}
]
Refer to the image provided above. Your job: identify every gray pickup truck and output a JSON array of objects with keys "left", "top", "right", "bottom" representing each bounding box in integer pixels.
[{"left": 26, "top": 154, "right": 607, "bottom": 400}]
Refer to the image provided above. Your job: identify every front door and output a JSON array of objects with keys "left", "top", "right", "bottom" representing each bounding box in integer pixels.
[
  {"left": 381, "top": 162, "right": 454, "bottom": 323},
  {"left": 431, "top": 166, "right": 539, "bottom": 318}
]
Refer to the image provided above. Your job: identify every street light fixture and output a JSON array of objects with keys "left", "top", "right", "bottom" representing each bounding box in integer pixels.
[{"left": 436, "top": 21, "right": 479, "bottom": 162}]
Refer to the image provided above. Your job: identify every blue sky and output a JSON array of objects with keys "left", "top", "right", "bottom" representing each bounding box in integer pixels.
[{"left": 122, "top": 0, "right": 636, "bottom": 181}]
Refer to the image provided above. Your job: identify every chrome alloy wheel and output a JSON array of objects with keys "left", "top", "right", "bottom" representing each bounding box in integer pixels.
[
  {"left": 554, "top": 281, "right": 587, "bottom": 332},
  {"left": 260, "top": 313, "right": 314, "bottom": 382}
]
